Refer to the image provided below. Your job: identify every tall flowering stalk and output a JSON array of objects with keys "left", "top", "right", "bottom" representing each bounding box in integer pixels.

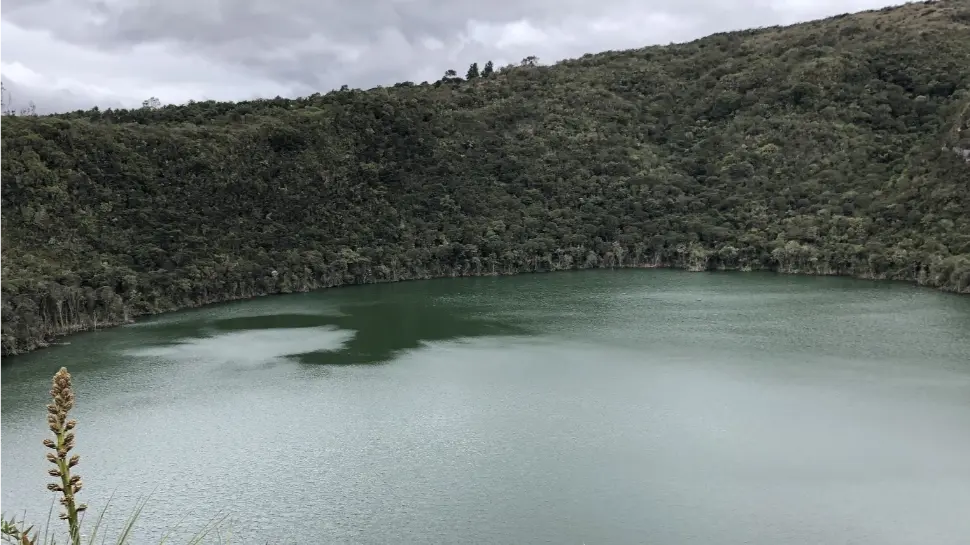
[{"left": 44, "top": 367, "right": 87, "bottom": 545}]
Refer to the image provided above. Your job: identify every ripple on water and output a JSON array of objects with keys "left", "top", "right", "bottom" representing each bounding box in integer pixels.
[{"left": 2, "top": 271, "right": 969, "bottom": 545}]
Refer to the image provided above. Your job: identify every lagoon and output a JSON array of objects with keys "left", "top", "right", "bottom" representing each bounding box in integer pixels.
[{"left": 3, "top": 270, "right": 969, "bottom": 544}]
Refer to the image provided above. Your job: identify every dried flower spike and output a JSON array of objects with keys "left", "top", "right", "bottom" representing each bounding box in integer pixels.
[{"left": 43, "top": 367, "right": 83, "bottom": 545}]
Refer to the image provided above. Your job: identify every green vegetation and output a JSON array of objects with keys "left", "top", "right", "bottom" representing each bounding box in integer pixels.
[{"left": 3, "top": 1, "right": 970, "bottom": 355}]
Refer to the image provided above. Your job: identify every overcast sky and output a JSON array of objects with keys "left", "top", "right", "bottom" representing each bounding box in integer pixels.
[{"left": 1, "top": 0, "right": 904, "bottom": 114}]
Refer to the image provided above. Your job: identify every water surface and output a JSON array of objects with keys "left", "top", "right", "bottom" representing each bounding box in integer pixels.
[{"left": 3, "top": 270, "right": 969, "bottom": 544}]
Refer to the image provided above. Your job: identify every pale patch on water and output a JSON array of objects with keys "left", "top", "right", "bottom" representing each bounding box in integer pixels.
[{"left": 125, "top": 326, "right": 355, "bottom": 366}]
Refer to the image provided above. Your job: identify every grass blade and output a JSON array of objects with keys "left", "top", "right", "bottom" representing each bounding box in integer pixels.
[
  {"left": 111, "top": 496, "right": 150, "bottom": 545},
  {"left": 85, "top": 492, "right": 115, "bottom": 545}
]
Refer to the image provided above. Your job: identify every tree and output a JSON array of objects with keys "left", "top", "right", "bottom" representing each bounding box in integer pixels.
[
  {"left": 466, "top": 63, "right": 480, "bottom": 79},
  {"left": 520, "top": 56, "right": 539, "bottom": 67},
  {"left": 441, "top": 69, "right": 462, "bottom": 83},
  {"left": 482, "top": 61, "right": 494, "bottom": 77},
  {"left": 141, "top": 97, "right": 161, "bottom": 110}
]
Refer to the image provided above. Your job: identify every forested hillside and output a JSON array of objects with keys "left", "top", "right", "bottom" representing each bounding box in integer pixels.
[{"left": 3, "top": 0, "right": 970, "bottom": 355}]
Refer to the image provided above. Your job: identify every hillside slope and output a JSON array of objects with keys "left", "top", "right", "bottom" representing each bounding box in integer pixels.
[{"left": 3, "top": 0, "right": 970, "bottom": 355}]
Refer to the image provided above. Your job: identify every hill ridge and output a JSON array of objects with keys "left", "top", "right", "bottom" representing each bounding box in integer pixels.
[{"left": 2, "top": 0, "right": 969, "bottom": 355}]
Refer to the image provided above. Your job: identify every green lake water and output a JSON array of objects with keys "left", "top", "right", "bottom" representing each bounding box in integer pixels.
[{"left": 2, "top": 270, "right": 969, "bottom": 544}]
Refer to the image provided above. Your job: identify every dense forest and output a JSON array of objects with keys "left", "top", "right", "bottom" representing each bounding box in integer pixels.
[{"left": 3, "top": 0, "right": 970, "bottom": 355}]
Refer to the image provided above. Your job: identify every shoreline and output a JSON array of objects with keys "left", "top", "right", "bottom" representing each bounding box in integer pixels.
[{"left": 5, "top": 263, "right": 965, "bottom": 359}]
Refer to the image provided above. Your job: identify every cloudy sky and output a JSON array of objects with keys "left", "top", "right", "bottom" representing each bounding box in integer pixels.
[{"left": 1, "top": 0, "right": 904, "bottom": 114}]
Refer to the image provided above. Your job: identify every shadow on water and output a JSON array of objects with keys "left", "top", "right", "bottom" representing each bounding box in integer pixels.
[
  {"left": 225, "top": 306, "right": 525, "bottom": 365},
  {"left": 126, "top": 280, "right": 532, "bottom": 367}
]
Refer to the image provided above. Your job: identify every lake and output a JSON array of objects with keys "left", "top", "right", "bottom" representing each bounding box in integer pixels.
[{"left": 2, "top": 270, "right": 969, "bottom": 544}]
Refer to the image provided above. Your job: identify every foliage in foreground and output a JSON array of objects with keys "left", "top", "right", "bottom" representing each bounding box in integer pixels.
[
  {"left": 2, "top": 1, "right": 970, "bottom": 355},
  {"left": 0, "top": 368, "right": 229, "bottom": 545}
]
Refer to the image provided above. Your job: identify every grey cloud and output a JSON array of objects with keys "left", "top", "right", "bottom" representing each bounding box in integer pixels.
[
  {"left": 8, "top": 0, "right": 778, "bottom": 51},
  {"left": 7, "top": 0, "right": 862, "bottom": 46},
  {"left": 1, "top": 0, "right": 904, "bottom": 113},
  {"left": 1, "top": 76, "right": 123, "bottom": 114}
]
